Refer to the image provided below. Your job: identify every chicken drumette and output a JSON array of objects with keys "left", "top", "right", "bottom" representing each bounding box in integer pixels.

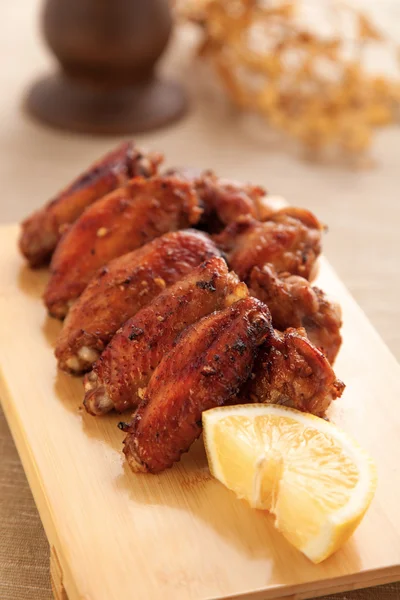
[
  {"left": 83, "top": 257, "right": 248, "bottom": 415},
  {"left": 55, "top": 230, "right": 220, "bottom": 374},
  {"left": 123, "top": 297, "right": 273, "bottom": 473},
  {"left": 44, "top": 176, "right": 202, "bottom": 318},
  {"left": 19, "top": 142, "right": 162, "bottom": 267},
  {"left": 196, "top": 174, "right": 267, "bottom": 230},
  {"left": 242, "top": 328, "right": 345, "bottom": 417},
  {"left": 165, "top": 168, "right": 274, "bottom": 230},
  {"left": 214, "top": 207, "right": 322, "bottom": 281},
  {"left": 249, "top": 264, "right": 342, "bottom": 363}
]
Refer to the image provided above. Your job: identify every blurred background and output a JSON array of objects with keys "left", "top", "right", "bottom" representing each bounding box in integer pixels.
[
  {"left": 0, "top": 1, "right": 399, "bottom": 599},
  {"left": 1, "top": 1, "right": 399, "bottom": 350}
]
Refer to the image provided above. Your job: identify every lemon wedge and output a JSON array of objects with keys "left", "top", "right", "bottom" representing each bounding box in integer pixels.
[{"left": 202, "top": 404, "right": 377, "bottom": 563}]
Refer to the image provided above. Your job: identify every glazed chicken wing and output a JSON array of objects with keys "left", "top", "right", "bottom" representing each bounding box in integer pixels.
[
  {"left": 250, "top": 264, "right": 342, "bottom": 363},
  {"left": 44, "top": 176, "right": 202, "bottom": 318},
  {"left": 195, "top": 174, "right": 267, "bottom": 230},
  {"left": 214, "top": 207, "right": 322, "bottom": 281},
  {"left": 55, "top": 230, "right": 219, "bottom": 374},
  {"left": 165, "top": 168, "right": 270, "bottom": 231},
  {"left": 123, "top": 297, "right": 272, "bottom": 473},
  {"left": 19, "top": 142, "right": 162, "bottom": 267},
  {"left": 84, "top": 257, "right": 248, "bottom": 415},
  {"left": 243, "top": 328, "right": 345, "bottom": 417}
]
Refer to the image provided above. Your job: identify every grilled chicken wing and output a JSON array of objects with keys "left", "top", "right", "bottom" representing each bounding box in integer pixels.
[
  {"left": 165, "top": 168, "right": 269, "bottom": 231},
  {"left": 243, "top": 328, "right": 345, "bottom": 417},
  {"left": 55, "top": 230, "right": 219, "bottom": 374},
  {"left": 250, "top": 265, "right": 342, "bottom": 363},
  {"left": 83, "top": 257, "right": 248, "bottom": 415},
  {"left": 44, "top": 176, "right": 202, "bottom": 318},
  {"left": 196, "top": 174, "right": 267, "bottom": 230},
  {"left": 19, "top": 142, "right": 162, "bottom": 267},
  {"left": 123, "top": 297, "right": 272, "bottom": 473},
  {"left": 214, "top": 207, "right": 322, "bottom": 281}
]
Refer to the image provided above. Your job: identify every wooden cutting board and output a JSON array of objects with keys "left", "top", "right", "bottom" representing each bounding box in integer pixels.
[{"left": 0, "top": 223, "right": 399, "bottom": 600}]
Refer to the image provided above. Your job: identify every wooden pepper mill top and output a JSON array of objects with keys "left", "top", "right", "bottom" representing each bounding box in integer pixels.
[{"left": 26, "top": 0, "right": 187, "bottom": 134}]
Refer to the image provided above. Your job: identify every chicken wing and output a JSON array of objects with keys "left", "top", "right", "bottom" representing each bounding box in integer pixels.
[
  {"left": 19, "top": 142, "right": 162, "bottom": 267},
  {"left": 249, "top": 265, "right": 342, "bottom": 363},
  {"left": 55, "top": 230, "right": 219, "bottom": 374},
  {"left": 196, "top": 174, "right": 266, "bottom": 230},
  {"left": 44, "top": 176, "right": 202, "bottom": 318},
  {"left": 83, "top": 257, "right": 248, "bottom": 415},
  {"left": 165, "top": 168, "right": 269, "bottom": 231},
  {"left": 123, "top": 297, "right": 272, "bottom": 473},
  {"left": 214, "top": 207, "right": 322, "bottom": 281},
  {"left": 242, "top": 328, "right": 345, "bottom": 417}
]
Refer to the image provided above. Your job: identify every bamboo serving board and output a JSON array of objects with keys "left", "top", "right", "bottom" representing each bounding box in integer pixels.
[{"left": 1, "top": 224, "right": 400, "bottom": 600}]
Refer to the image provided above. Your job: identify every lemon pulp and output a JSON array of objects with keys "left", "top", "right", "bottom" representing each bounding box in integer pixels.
[{"left": 203, "top": 404, "right": 377, "bottom": 563}]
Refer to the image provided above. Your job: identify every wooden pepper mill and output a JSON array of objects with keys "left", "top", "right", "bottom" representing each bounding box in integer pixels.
[{"left": 26, "top": 0, "right": 187, "bottom": 134}]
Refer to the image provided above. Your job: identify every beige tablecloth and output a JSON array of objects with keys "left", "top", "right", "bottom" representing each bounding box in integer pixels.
[{"left": 0, "top": 2, "right": 400, "bottom": 599}]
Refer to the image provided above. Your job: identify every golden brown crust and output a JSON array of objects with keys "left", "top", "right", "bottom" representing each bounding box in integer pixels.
[
  {"left": 55, "top": 230, "right": 219, "bottom": 374},
  {"left": 165, "top": 168, "right": 268, "bottom": 232},
  {"left": 214, "top": 207, "right": 322, "bottom": 281},
  {"left": 249, "top": 264, "right": 342, "bottom": 363},
  {"left": 83, "top": 257, "right": 248, "bottom": 415},
  {"left": 196, "top": 174, "right": 266, "bottom": 230},
  {"left": 123, "top": 297, "right": 273, "bottom": 473},
  {"left": 19, "top": 142, "right": 162, "bottom": 267},
  {"left": 243, "top": 328, "right": 345, "bottom": 417},
  {"left": 44, "top": 176, "right": 202, "bottom": 318}
]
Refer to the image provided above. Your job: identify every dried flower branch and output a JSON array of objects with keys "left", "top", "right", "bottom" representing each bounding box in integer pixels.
[{"left": 177, "top": 0, "right": 400, "bottom": 155}]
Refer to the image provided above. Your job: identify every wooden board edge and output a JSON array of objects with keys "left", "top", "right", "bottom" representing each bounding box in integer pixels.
[
  {"left": 0, "top": 366, "right": 80, "bottom": 600},
  {"left": 47, "top": 563, "right": 399, "bottom": 600},
  {"left": 0, "top": 223, "right": 78, "bottom": 598},
  {"left": 295, "top": 571, "right": 400, "bottom": 600},
  {"left": 50, "top": 547, "right": 69, "bottom": 600},
  {"left": 225, "top": 566, "right": 400, "bottom": 600},
  {"left": 318, "top": 257, "right": 400, "bottom": 374}
]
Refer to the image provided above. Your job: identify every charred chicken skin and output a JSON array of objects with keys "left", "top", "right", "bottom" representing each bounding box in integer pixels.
[
  {"left": 242, "top": 328, "right": 345, "bottom": 417},
  {"left": 55, "top": 230, "right": 219, "bottom": 374},
  {"left": 44, "top": 176, "right": 202, "bottom": 318},
  {"left": 123, "top": 297, "right": 273, "bottom": 473},
  {"left": 214, "top": 207, "right": 322, "bottom": 281},
  {"left": 83, "top": 257, "right": 248, "bottom": 415},
  {"left": 249, "top": 264, "right": 342, "bottom": 363},
  {"left": 165, "top": 168, "right": 270, "bottom": 231},
  {"left": 195, "top": 174, "right": 267, "bottom": 230},
  {"left": 19, "top": 142, "right": 162, "bottom": 267}
]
